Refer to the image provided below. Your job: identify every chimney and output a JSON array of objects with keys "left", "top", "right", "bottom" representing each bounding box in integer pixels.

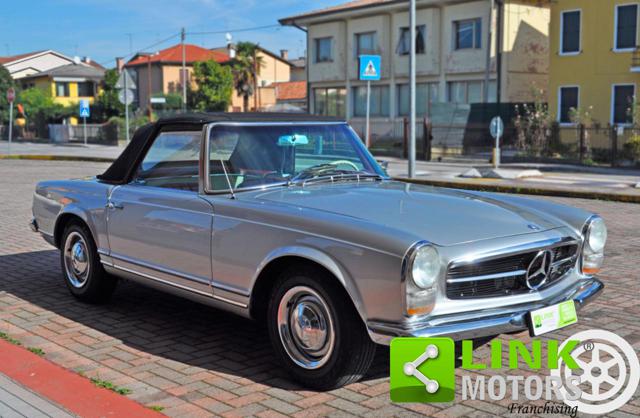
[
  {"left": 116, "top": 57, "right": 125, "bottom": 72},
  {"left": 280, "top": 49, "right": 289, "bottom": 60},
  {"left": 82, "top": 56, "right": 91, "bottom": 64},
  {"left": 227, "top": 43, "right": 236, "bottom": 59}
]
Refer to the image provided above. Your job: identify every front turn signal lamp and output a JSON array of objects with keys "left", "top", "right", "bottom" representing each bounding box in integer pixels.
[{"left": 581, "top": 216, "right": 607, "bottom": 275}]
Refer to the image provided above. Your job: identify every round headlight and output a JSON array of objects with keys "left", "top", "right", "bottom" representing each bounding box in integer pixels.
[
  {"left": 411, "top": 245, "right": 441, "bottom": 289},
  {"left": 586, "top": 218, "right": 607, "bottom": 253}
]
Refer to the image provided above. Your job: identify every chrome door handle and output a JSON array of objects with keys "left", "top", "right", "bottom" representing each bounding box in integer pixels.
[{"left": 106, "top": 202, "right": 124, "bottom": 210}]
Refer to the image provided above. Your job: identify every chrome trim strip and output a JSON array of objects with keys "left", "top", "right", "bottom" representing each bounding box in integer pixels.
[
  {"left": 446, "top": 270, "right": 527, "bottom": 284},
  {"left": 102, "top": 262, "right": 249, "bottom": 308},
  {"left": 109, "top": 252, "right": 250, "bottom": 296},
  {"left": 448, "top": 236, "right": 579, "bottom": 268}
]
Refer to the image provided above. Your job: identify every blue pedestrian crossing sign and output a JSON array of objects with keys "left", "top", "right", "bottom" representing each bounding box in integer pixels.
[
  {"left": 359, "top": 55, "right": 381, "bottom": 81},
  {"left": 79, "top": 99, "right": 90, "bottom": 118}
]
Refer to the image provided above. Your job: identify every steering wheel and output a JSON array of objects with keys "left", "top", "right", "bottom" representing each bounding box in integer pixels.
[{"left": 328, "top": 160, "right": 360, "bottom": 171}]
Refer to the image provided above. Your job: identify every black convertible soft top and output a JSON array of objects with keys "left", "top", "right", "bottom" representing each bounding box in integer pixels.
[{"left": 98, "top": 112, "right": 344, "bottom": 184}]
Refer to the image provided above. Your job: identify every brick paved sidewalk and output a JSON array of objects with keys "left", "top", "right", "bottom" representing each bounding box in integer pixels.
[{"left": 1, "top": 160, "right": 639, "bottom": 417}]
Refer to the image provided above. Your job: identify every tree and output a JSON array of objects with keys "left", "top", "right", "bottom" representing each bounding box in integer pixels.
[
  {"left": 231, "top": 42, "right": 264, "bottom": 112},
  {"left": 187, "top": 60, "right": 233, "bottom": 111},
  {"left": 95, "top": 68, "right": 124, "bottom": 120},
  {"left": 513, "top": 87, "right": 553, "bottom": 156},
  {"left": 0, "top": 66, "right": 15, "bottom": 124},
  {"left": 18, "top": 88, "right": 72, "bottom": 137}
]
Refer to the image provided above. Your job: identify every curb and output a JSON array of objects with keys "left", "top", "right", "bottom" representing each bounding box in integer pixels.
[
  {"left": 0, "top": 339, "right": 163, "bottom": 418},
  {"left": 395, "top": 177, "right": 640, "bottom": 204},
  {"left": 0, "top": 154, "right": 115, "bottom": 163}
]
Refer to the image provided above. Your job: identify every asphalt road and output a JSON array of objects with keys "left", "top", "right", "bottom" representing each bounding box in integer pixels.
[{"left": 0, "top": 160, "right": 638, "bottom": 417}]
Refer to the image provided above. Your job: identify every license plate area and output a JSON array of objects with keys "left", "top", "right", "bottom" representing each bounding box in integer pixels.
[{"left": 529, "top": 300, "right": 577, "bottom": 336}]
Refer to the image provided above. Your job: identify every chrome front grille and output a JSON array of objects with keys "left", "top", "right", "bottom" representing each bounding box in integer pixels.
[{"left": 446, "top": 242, "right": 580, "bottom": 299}]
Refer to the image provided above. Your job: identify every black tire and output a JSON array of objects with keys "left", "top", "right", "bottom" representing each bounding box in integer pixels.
[
  {"left": 267, "top": 265, "right": 377, "bottom": 390},
  {"left": 59, "top": 222, "right": 117, "bottom": 304}
]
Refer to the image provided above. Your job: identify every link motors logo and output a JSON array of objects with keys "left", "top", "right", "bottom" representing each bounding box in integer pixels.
[{"left": 390, "top": 329, "right": 640, "bottom": 415}]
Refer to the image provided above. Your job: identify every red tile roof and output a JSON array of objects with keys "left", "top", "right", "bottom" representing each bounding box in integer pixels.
[
  {"left": 274, "top": 81, "right": 307, "bottom": 101},
  {"left": 126, "top": 44, "right": 230, "bottom": 67},
  {"left": 0, "top": 50, "right": 46, "bottom": 65}
]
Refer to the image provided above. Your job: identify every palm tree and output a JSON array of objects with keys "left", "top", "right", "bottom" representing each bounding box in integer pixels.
[{"left": 231, "top": 42, "right": 264, "bottom": 112}]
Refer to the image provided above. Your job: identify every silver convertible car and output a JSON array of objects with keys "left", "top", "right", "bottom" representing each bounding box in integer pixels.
[{"left": 31, "top": 113, "right": 606, "bottom": 389}]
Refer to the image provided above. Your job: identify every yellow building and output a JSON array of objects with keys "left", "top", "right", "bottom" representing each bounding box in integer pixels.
[
  {"left": 20, "top": 62, "right": 105, "bottom": 107},
  {"left": 549, "top": 0, "right": 639, "bottom": 126}
]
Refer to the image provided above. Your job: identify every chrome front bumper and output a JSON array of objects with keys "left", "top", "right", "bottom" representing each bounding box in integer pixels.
[{"left": 367, "top": 277, "right": 604, "bottom": 345}]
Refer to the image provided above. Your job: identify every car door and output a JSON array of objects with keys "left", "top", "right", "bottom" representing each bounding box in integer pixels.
[{"left": 106, "top": 129, "right": 213, "bottom": 296}]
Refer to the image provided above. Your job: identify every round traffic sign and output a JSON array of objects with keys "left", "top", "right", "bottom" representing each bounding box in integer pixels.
[
  {"left": 6, "top": 87, "right": 15, "bottom": 103},
  {"left": 490, "top": 116, "right": 504, "bottom": 139},
  {"left": 118, "top": 89, "right": 135, "bottom": 105}
]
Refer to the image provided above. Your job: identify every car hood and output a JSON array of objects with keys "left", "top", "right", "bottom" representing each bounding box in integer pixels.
[{"left": 252, "top": 181, "right": 565, "bottom": 246}]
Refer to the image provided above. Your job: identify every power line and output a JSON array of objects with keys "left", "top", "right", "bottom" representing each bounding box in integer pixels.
[
  {"left": 188, "top": 24, "right": 281, "bottom": 35},
  {"left": 98, "top": 32, "right": 180, "bottom": 66}
]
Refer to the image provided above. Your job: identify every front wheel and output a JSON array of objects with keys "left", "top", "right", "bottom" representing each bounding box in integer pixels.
[
  {"left": 60, "top": 222, "right": 117, "bottom": 304},
  {"left": 267, "top": 266, "right": 377, "bottom": 390}
]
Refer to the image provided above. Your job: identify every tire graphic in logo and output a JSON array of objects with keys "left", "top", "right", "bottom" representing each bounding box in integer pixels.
[{"left": 550, "top": 329, "right": 640, "bottom": 414}]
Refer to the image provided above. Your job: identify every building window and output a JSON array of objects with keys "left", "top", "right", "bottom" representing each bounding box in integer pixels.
[
  {"left": 314, "top": 88, "right": 346, "bottom": 117},
  {"left": 615, "top": 4, "right": 638, "bottom": 51},
  {"left": 314, "top": 37, "right": 333, "bottom": 63},
  {"left": 397, "top": 25, "right": 426, "bottom": 55},
  {"left": 454, "top": 18, "right": 482, "bottom": 50},
  {"left": 447, "top": 81, "right": 483, "bottom": 104},
  {"left": 612, "top": 84, "right": 635, "bottom": 125},
  {"left": 353, "top": 85, "right": 389, "bottom": 117},
  {"left": 55, "top": 82, "right": 70, "bottom": 97},
  {"left": 355, "top": 32, "right": 377, "bottom": 57},
  {"left": 397, "top": 83, "right": 439, "bottom": 116},
  {"left": 560, "top": 10, "right": 581, "bottom": 54},
  {"left": 77, "top": 82, "right": 94, "bottom": 97},
  {"left": 558, "top": 86, "right": 579, "bottom": 124}
]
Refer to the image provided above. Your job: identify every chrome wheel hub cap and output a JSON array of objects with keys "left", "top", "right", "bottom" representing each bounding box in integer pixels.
[
  {"left": 277, "top": 286, "right": 335, "bottom": 369},
  {"left": 63, "top": 232, "right": 90, "bottom": 288}
]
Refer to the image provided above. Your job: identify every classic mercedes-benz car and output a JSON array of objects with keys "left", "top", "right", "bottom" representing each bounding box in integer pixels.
[{"left": 31, "top": 113, "right": 606, "bottom": 389}]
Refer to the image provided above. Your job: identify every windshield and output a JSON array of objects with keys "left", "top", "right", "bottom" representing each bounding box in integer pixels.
[{"left": 207, "top": 123, "right": 386, "bottom": 192}]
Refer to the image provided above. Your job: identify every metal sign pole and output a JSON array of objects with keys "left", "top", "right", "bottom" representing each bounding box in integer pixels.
[
  {"left": 124, "top": 71, "right": 130, "bottom": 143},
  {"left": 83, "top": 116, "right": 87, "bottom": 146},
  {"left": 365, "top": 80, "right": 371, "bottom": 148},
  {"left": 408, "top": 0, "right": 417, "bottom": 178},
  {"left": 8, "top": 101, "right": 13, "bottom": 155},
  {"left": 495, "top": 131, "right": 501, "bottom": 169}
]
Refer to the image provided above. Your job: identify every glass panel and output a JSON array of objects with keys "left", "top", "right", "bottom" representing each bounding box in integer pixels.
[
  {"left": 562, "top": 11, "right": 581, "bottom": 53},
  {"left": 327, "top": 89, "right": 338, "bottom": 116},
  {"left": 314, "top": 88, "right": 327, "bottom": 116},
  {"left": 448, "top": 82, "right": 466, "bottom": 103},
  {"left": 474, "top": 18, "right": 482, "bottom": 48},
  {"left": 315, "top": 38, "right": 333, "bottom": 62},
  {"left": 487, "top": 80, "right": 497, "bottom": 103},
  {"left": 335, "top": 89, "right": 346, "bottom": 117},
  {"left": 136, "top": 131, "right": 201, "bottom": 191},
  {"left": 616, "top": 5, "right": 638, "bottom": 49},
  {"left": 468, "top": 81, "right": 483, "bottom": 104},
  {"left": 356, "top": 32, "right": 377, "bottom": 56},
  {"left": 559, "top": 87, "right": 579, "bottom": 123},
  {"left": 429, "top": 83, "right": 440, "bottom": 103},
  {"left": 456, "top": 21, "right": 474, "bottom": 49},
  {"left": 397, "top": 25, "right": 426, "bottom": 55},
  {"left": 207, "top": 124, "right": 384, "bottom": 191},
  {"left": 613, "top": 85, "right": 635, "bottom": 124},
  {"left": 77, "top": 82, "right": 93, "bottom": 97},
  {"left": 397, "top": 84, "right": 409, "bottom": 116},
  {"left": 56, "top": 82, "right": 69, "bottom": 97}
]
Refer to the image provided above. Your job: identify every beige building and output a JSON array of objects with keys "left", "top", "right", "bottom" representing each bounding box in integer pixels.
[
  {"left": 280, "top": 0, "right": 550, "bottom": 126},
  {"left": 212, "top": 46, "right": 293, "bottom": 111}
]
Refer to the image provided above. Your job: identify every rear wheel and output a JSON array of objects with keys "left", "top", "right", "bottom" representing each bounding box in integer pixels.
[
  {"left": 267, "top": 266, "right": 376, "bottom": 390},
  {"left": 60, "top": 222, "right": 117, "bottom": 304}
]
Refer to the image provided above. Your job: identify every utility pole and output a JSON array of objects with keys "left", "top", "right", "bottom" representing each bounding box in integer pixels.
[
  {"left": 483, "top": 0, "right": 494, "bottom": 103},
  {"left": 181, "top": 27, "right": 187, "bottom": 112},
  {"left": 147, "top": 54, "right": 153, "bottom": 121},
  {"left": 408, "top": 0, "right": 417, "bottom": 178}
]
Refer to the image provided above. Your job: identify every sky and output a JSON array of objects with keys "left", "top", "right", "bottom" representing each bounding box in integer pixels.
[{"left": 0, "top": 0, "right": 343, "bottom": 67}]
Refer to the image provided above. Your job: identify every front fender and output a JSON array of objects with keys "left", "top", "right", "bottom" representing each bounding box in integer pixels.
[{"left": 251, "top": 245, "right": 368, "bottom": 324}]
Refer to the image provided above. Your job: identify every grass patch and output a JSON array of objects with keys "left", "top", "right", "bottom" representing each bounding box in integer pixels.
[
  {"left": 90, "top": 377, "right": 132, "bottom": 396},
  {"left": 0, "top": 331, "right": 22, "bottom": 346},
  {"left": 27, "top": 347, "right": 45, "bottom": 356},
  {"left": 148, "top": 405, "right": 165, "bottom": 412}
]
